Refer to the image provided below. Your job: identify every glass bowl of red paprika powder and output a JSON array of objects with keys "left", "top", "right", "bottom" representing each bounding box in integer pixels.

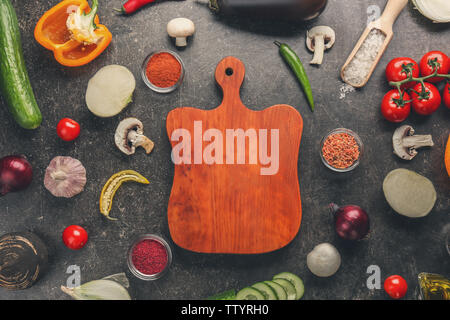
[
  {"left": 127, "top": 234, "right": 173, "bottom": 281},
  {"left": 320, "top": 128, "right": 363, "bottom": 173},
  {"left": 141, "top": 50, "right": 185, "bottom": 93}
]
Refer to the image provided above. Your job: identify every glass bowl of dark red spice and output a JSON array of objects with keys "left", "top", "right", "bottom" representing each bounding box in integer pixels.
[
  {"left": 141, "top": 50, "right": 185, "bottom": 94},
  {"left": 127, "top": 234, "right": 172, "bottom": 281},
  {"left": 320, "top": 128, "right": 363, "bottom": 173}
]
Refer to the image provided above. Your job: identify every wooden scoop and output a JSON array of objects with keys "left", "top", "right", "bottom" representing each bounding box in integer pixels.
[{"left": 341, "top": 0, "right": 409, "bottom": 88}]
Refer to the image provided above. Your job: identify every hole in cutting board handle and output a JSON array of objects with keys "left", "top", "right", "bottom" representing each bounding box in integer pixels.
[{"left": 225, "top": 68, "right": 234, "bottom": 76}]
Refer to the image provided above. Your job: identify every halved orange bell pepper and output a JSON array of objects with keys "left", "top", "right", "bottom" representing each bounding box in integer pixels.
[{"left": 34, "top": 0, "right": 112, "bottom": 67}]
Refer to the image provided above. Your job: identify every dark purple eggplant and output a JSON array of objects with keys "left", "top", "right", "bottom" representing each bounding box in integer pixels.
[{"left": 208, "top": 0, "right": 328, "bottom": 21}]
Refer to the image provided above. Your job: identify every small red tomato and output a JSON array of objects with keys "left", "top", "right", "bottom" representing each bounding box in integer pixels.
[
  {"left": 381, "top": 90, "right": 411, "bottom": 123},
  {"left": 63, "top": 225, "right": 88, "bottom": 250},
  {"left": 419, "top": 51, "right": 449, "bottom": 83},
  {"left": 384, "top": 275, "right": 408, "bottom": 299},
  {"left": 385, "top": 57, "right": 419, "bottom": 89},
  {"left": 444, "top": 82, "right": 450, "bottom": 109},
  {"left": 410, "top": 82, "right": 441, "bottom": 115},
  {"left": 57, "top": 118, "right": 80, "bottom": 141}
]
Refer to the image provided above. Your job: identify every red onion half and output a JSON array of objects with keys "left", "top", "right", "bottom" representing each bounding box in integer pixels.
[
  {"left": 0, "top": 155, "right": 33, "bottom": 196},
  {"left": 330, "top": 203, "right": 370, "bottom": 240}
]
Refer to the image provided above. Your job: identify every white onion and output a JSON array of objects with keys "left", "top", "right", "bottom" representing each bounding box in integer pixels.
[
  {"left": 412, "top": 0, "right": 450, "bottom": 23},
  {"left": 86, "top": 65, "right": 136, "bottom": 118},
  {"left": 307, "top": 243, "right": 341, "bottom": 278}
]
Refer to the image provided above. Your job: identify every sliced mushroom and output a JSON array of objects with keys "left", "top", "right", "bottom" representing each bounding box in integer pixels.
[
  {"left": 306, "top": 26, "right": 335, "bottom": 65},
  {"left": 115, "top": 118, "right": 154, "bottom": 156},
  {"left": 393, "top": 125, "right": 434, "bottom": 160}
]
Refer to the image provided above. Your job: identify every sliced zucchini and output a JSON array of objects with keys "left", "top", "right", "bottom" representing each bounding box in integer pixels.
[
  {"left": 271, "top": 278, "right": 296, "bottom": 300},
  {"left": 236, "top": 287, "right": 265, "bottom": 300},
  {"left": 251, "top": 282, "right": 277, "bottom": 300},
  {"left": 264, "top": 280, "right": 287, "bottom": 300},
  {"left": 273, "top": 272, "right": 305, "bottom": 300}
]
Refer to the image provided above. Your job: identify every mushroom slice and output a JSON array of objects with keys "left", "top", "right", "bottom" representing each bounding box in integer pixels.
[
  {"left": 306, "top": 26, "right": 335, "bottom": 65},
  {"left": 115, "top": 118, "right": 154, "bottom": 156},
  {"left": 392, "top": 125, "right": 434, "bottom": 160}
]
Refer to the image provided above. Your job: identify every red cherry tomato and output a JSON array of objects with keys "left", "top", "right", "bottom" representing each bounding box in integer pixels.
[
  {"left": 63, "top": 225, "right": 88, "bottom": 250},
  {"left": 384, "top": 275, "right": 408, "bottom": 299},
  {"left": 381, "top": 90, "right": 411, "bottom": 123},
  {"left": 385, "top": 57, "right": 419, "bottom": 89},
  {"left": 444, "top": 82, "right": 450, "bottom": 109},
  {"left": 410, "top": 82, "right": 441, "bottom": 115},
  {"left": 57, "top": 118, "right": 80, "bottom": 141},
  {"left": 419, "top": 51, "right": 449, "bottom": 83}
]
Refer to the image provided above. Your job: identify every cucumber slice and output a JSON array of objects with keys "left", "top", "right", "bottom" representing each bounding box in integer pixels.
[
  {"left": 264, "top": 281, "right": 287, "bottom": 300},
  {"left": 251, "top": 282, "right": 277, "bottom": 300},
  {"left": 271, "top": 278, "right": 296, "bottom": 300},
  {"left": 236, "top": 287, "right": 265, "bottom": 300},
  {"left": 273, "top": 272, "right": 305, "bottom": 300}
]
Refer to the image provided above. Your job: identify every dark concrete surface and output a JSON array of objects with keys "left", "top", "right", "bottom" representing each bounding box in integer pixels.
[{"left": 0, "top": 0, "right": 449, "bottom": 300}]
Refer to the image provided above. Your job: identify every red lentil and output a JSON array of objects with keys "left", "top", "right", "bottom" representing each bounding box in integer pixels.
[
  {"left": 322, "top": 132, "right": 360, "bottom": 169},
  {"left": 131, "top": 239, "right": 168, "bottom": 275}
]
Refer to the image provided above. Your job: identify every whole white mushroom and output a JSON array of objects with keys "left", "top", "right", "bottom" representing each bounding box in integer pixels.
[
  {"left": 307, "top": 243, "right": 341, "bottom": 277},
  {"left": 167, "top": 18, "right": 195, "bottom": 47}
]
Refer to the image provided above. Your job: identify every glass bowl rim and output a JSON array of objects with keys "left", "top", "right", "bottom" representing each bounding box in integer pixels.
[
  {"left": 319, "top": 128, "right": 364, "bottom": 173},
  {"left": 127, "top": 234, "right": 173, "bottom": 281},
  {"left": 141, "top": 50, "right": 185, "bottom": 93}
]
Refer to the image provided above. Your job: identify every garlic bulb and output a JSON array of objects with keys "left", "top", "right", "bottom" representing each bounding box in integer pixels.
[
  {"left": 412, "top": 0, "right": 450, "bottom": 23},
  {"left": 44, "top": 156, "right": 86, "bottom": 198}
]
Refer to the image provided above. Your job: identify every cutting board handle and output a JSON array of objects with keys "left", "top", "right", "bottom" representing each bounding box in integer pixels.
[{"left": 215, "top": 56, "right": 246, "bottom": 110}]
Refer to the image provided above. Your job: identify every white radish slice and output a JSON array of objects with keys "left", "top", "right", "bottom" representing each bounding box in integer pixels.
[
  {"left": 86, "top": 65, "right": 136, "bottom": 118},
  {"left": 383, "top": 168, "right": 436, "bottom": 218}
]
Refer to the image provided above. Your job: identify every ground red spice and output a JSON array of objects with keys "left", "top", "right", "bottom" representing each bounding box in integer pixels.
[
  {"left": 146, "top": 52, "right": 181, "bottom": 88},
  {"left": 131, "top": 239, "right": 168, "bottom": 275},
  {"left": 322, "top": 132, "right": 360, "bottom": 169}
]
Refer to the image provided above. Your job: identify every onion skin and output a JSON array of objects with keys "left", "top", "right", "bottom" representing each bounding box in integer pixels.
[
  {"left": 0, "top": 155, "right": 33, "bottom": 196},
  {"left": 330, "top": 203, "right": 369, "bottom": 241}
]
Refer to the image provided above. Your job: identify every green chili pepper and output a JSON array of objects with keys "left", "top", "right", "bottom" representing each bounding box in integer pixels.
[{"left": 274, "top": 41, "right": 315, "bottom": 112}]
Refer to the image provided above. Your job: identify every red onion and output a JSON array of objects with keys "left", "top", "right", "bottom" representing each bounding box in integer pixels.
[
  {"left": 0, "top": 155, "right": 33, "bottom": 196},
  {"left": 330, "top": 203, "right": 369, "bottom": 240}
]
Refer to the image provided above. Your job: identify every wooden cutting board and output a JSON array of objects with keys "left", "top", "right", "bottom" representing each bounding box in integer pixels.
[{"left": 166, "top": 57, "right": 303, "bottom": 254}]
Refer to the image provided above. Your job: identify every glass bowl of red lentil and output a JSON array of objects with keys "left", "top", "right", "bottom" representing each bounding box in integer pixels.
[
  {"left": 141, "top": 50, "right": 185, "bottom": 93},
  {"left": 127, "top": 234, "right": 173, "bottom": 281},
  {"left": 320, "top": 128, "right": 363, "bottom": 173}
]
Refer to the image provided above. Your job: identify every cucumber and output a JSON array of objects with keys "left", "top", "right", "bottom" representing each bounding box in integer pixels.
[
  {"left": 271, "top": 278, "right": 296, "bottom": 300},
  {"left": 206, "top": 289, "right": 236, "bottom": 300},
  {"left": 251, "top": 282, "right": 277, "bottom": 300},
  {"left": 0, "top": 0, "right": 42, "bottom": 129},
  {"left": 264, "top": 280, "right": 287, "bottom": 300},
  {"left": 273, "top": 272, "right": 305, "bottom": 300},
  {"left": 236, "top": 287, "right": 265, "bottom": 300}
]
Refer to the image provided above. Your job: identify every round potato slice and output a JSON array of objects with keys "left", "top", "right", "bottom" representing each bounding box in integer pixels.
[{"left": 383, "top": 168, "right": 436, "bottom": 218}]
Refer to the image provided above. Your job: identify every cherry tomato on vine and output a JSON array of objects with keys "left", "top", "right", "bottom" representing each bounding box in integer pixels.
[
  {"left": 384, "top": 275, "right": 408, "bottom": 299},
  {"left": 419, "top": 51, "right": 449, "bottom": 83},
  {"left": 63, "top": 225, "right": 88, "bottom": 250},
  {"left": 444, "top": 82, "right": 450, "bottom": 109},
  {"left": 385, "top": 57, "right": 419, "bottom": 89},
  {"left": 410, "top": 82, "right": 441, "bottom": 116},
  {"left": 57, "top": 118, "right": 80, "bottom": 141},
  {"left": 381, "top": 90, "right": 411, "bottom": 123}
]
